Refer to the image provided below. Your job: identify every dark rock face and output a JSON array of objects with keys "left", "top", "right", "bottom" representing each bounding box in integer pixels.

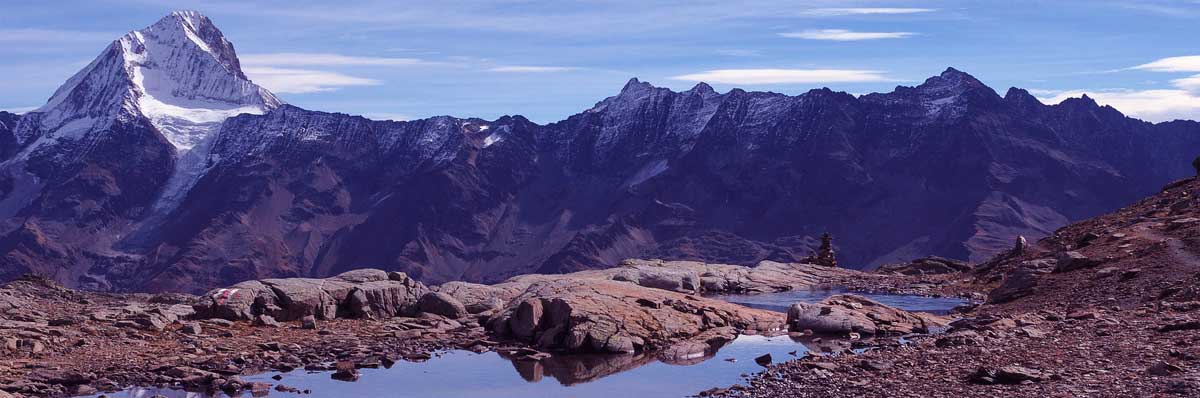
[{"left": 3, "top": 13, "right": 1200, "bottom": 293}]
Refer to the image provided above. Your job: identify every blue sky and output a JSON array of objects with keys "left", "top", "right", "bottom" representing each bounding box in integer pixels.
[{"left": 2, "top": 0, "right": 1199, "bottom": 123}]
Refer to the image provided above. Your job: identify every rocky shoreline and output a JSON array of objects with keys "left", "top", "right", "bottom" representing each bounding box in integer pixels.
[
  {"left": 0, "top": 274, "right": 493, "bottom": 397},
  {"left": 2, "top": 258, "right": 924, "bottom": 397}
]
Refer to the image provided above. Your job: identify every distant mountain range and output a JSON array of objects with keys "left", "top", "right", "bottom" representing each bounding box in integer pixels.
[{"left": 2, "top": 11, "right": 1198, "bottom": 293}]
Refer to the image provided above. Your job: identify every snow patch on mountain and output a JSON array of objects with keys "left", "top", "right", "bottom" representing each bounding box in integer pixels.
[{"left": 482, "top": 124, "right": 507, "bottom": 148}]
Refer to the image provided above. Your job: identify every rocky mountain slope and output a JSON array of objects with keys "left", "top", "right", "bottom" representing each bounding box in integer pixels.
[
  {"left": 3, "top": 12, "right": 1200, "bottom": 293},
  {"left": 706, "top": 172, "right": 1200, "bottom": 398}
]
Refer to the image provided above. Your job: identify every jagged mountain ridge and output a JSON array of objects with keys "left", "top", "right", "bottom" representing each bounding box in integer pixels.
[{"left": 2, "top": 12, "right": 1200, "bottom": 293}]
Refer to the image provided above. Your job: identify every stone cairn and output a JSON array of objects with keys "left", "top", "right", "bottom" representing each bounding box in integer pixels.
[{"left": 809, "top": 232, "right": 838, "bottom": 268}]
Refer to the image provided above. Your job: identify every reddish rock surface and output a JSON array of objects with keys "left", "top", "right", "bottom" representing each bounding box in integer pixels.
[{"left": 705, "top": 178, "right": 1200, "bottom": 397}]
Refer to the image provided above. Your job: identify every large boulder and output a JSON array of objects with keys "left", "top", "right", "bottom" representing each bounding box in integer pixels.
[
  {"left": 436, "top": 281, "right": 507, "bottom": 314},
  {"left": 488, "top": 278, "right": 783, "bottom": 354},
  {"left": 191, "top": 280, "right": 280, "bottom": 321},
  {"left": 611, "top": 268, "right": 701, "bottom": 294},
  {"left": 193, "top": 269, "right": 427, "bottom": 322},
  {"left": 417, "top": 292, "right": 468, "bottom": 319},
  {"left": 785, "top": 294, "right": 946, "bottom": 335}
]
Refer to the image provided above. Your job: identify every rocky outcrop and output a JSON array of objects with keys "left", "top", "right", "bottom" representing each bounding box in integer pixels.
[
  {"left": 0, "top": 273, "right": 487, "bottom": 398},
  {"left": 192, "top": 269, "right": 428, "bottom": 321},
  {"left": 522, "top": 259, "right": 859, "bottom": 295},
  {"left": 486, "top": 278, "right": 783, "bottom": 354},
  {"left": 435, "top": 281, "right": 507, "bottom": 314},
  {"left": 877, "top": 256, "right": 972, "bottom": 275},
  {"left": 785, "top": 294, "right": 947, "bottom": 335},
  {"left": 987, "top": 260, "right": 1053, "bottom": 303},
  {"left": 416, "top": 292, "right": 468, "bottom": 319}
]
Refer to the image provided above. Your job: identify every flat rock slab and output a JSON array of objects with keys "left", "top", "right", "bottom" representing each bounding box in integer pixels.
[
  {"left": 500, "top": 259, "right": 860, "bottom": 296},
  {"left": 786, "top": 294, "right": 948, "bottom": 335},
  {"left": 193, "top": 269, "right": 428, "bottom": 322}
]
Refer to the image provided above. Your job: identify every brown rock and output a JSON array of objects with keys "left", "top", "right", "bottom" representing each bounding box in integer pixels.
[
  {"left": 192, "top": 269, "right": 428, "bottom": 322},
  {"left": 489, "top": 278, "right": 781, "bottom": 354},
  {"left": 1149, "top": 360, "right": 1184, "bottom": 376},
  {"left": 786, "top": 294, "right": 945, "bottom": 335},
  {"left": 181, "top": 323, "right": 202, "bottom": 335},
  {"left": 969, "top": 366, "right": 1047, "bottom": 384},
  {"left": 332, "top": 360, "right": 359, "bottom": 381},
  {"left": 417, "top": 292, "right": 468, "bottom": 319},
  {"left": 253, "top": 314, "right": 280, "bottom": 327},
  {"left": 877, "top": 256, "right": 971, "bottom": 276},
  {"left": 1054, "top": 251, "right": 1100, "bottom": 272},
  {"left": 988, "top": 264, "right": 1050, "bottom": 304}
]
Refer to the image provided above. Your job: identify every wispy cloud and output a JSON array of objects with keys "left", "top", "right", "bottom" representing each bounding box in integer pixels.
[
  {"left": 243, "top": 67, "right": 381, "bottom": 94},
  {"left": 801, "top": 8, "right": 937, "bottom": 16},
  {"left": 487, "top": 66, "right": 578, "bottom": 73},
  {"left": 780, "top": 29, "right": 916, "bottom": 41},
  {"left": 1133, "top": 55, "right": 1200, "bottom": 72},
  {"left": 1035, "top": 55, "right": 1200, "bottom": 122},
  {"left": 670, "top": 69, "right": 891, "bottom": 85},
  {"left": 1173, "top": 74, "right": 1200, "bottom": 94},
  {"left": 238, "top": 53, "right": 438, "bottom": 94},
  {"left": 240, "top": 53, "right": 429, "bottom": 67},
  {"left": 1036, "top": 88, "right": 1200, "bottom": 122},
  {"left": 0, "top": 28, "right": 114, "bottom": 42}
]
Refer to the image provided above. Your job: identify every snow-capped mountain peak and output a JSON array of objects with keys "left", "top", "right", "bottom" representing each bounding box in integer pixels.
[
  {"left": 31, "top": 10, "right": 279, "bottom": 151},
  {"left": 11, "top": 11, "right": 284, "bottom": 220}
]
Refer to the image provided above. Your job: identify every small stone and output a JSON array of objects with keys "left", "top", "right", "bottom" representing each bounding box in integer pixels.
[
  {"left": 1066, "top": 310, "right": 1098, "bottom": 320},
  {"left": 754, "top": 354, "right": 772, "bottom": 366},
  {"left": 970, "top": 366, "right": 1046, "bottom": 385},
  {"left": 253, "top": 314, "right": 280, "bottom": 327},
  {"left": 1149, "top": 360, "right": 1185, "bottom": 376},
  {"left": 247, "top": 382, "right": 271, "bottom": 393},
  {"left": 1160, "top": 320, "right": 1200, "bottom": 333},
  {"left": 1054, "top": 251, "right": 1099, "bottom": 272},
  {"left": 859, "top": 360, "right": 892, "bottom": 371},
  {"left": 181, "top": 323, "right": 202, "bottom": 335},
  {"left": 332, "top": 360, "right": 359, "bottom": 381},
  {"left": 301, "top": 315, "right": 317, "bottom": 330}
]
